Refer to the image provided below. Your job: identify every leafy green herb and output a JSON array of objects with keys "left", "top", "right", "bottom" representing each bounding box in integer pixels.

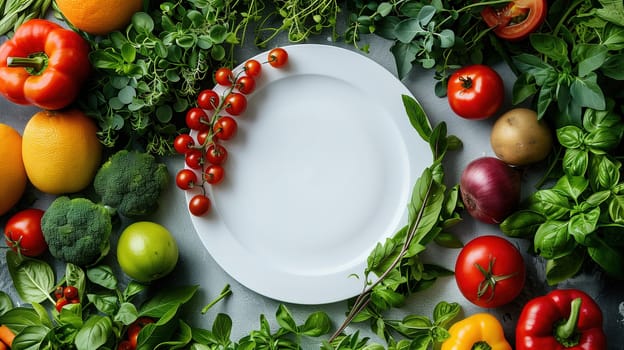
[
  {"left": 0, "top": 0, "right": 52, "bottom": 36},
  {"left": 501, "top": 104, "right": 624, "bottom": 283},
  {"left": 78, "top": 0, "right": 256, "bottom": 155}
]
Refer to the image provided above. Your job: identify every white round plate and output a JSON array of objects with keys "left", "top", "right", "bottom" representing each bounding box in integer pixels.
[{"left": 186, "top": 44, "right": 431, "bottom": 304}]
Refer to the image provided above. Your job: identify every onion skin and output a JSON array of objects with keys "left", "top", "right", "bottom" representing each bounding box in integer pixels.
[{"left": 460, "top": 157, "right": 522, "bottom": 224}]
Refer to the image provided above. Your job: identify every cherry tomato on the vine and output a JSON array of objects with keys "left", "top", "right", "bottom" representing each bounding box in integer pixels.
[
  {"left": 213, "top": 116, "right": 237, "bottom": 140},
  {"left": 54, "top": 286, "right": 64, "bottom": 300},
  {"left": 215, "top": 67, "right": 233, "bottom": 86},
  {"left": 4, "top": 208, "right": 47, "bottom": 257},
  {"left": 197, "top": 89, "right": 220, "bottom": 110},
  {"left": 224, "top": 92, "right": 247, "bottom": 115},
  {"left": 235, "top": 76, "right": 256, "bottom": 95},
  {"left": 189, "top": 194, "right": 211, "bottom": 216},
  {"left": 446, "top": 64, "right": 504, "bottom": 120},
  {"left": 173, "top": 134, "right": 195, "bottom": 155},
  {"left": 196, "top": 129, "right": 212, "bottom": 146},
  {"left": 454, "top": 235, "right": 525, "bottom": 308},
  {"left": 186, "top": 107, "right": 209, "bottom": 130},
  {"left": 204, "top": 164, "right": 225, "bottom": 185},
  {"left": 268, "top": 47, "right": 288, "bottom": 68},
  {"left": 185, "top": 149, "right": 204, "bottom": 169},
  {"left": 176, "top": 169, "right": 198, "bottom": 190},
  {"left": 206, "top": 143, "right": 228, "bottom": 165},
  {"left": 244, "top": 59, "right": 262, "bottom": 78}
]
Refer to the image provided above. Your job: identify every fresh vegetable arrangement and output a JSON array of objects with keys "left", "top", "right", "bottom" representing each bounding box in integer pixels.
[{"left": 0, "top": 0, "right": 621, "bottom": 348}]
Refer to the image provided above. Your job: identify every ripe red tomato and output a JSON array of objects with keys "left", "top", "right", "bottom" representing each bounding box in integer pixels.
[
  {"left": 268, "top": 47, "right": 288, "bottom": 68},
  {"left": 214, "top": 67, "right": 233, "bottom": 86},
  {"left": 204, "top": 164, "right": 225, "bottom": 185},
  {"left": 4, "top": 208, "right": 47, "bottom": 257},
  {"left": 206, "top": 143, "right": 228, "bottom": 165},
  {"left": 235, "top": 76, "right": 256, "bottom": 95},
  {"left": 63, "top": 286, "right": 79, "bottom": 301},
  {"left": 197, "top": 89, "right": 220, "bottom": 110},
  {"left": 55, "top": 297, "right": 69, "bottom": 312},
  {"left": 447, "top": 64, "right": 504, "bottom": 120},
  {"left": 482, "top": 0, "right": 547, "bottom": 41},
  {"left": 455, "top": 235, "right": 526, "bottom": 308},
  {"left": 128, "top": 317, "right": 155, "bottom": 348},
  {"left": 189, "top": 194, "right": 211, "bottom": 216},
  {"left": 244, "top": 59, "right": 262, "bottom": 78},
  {"left": 185, "top": 107, "right": 209, "bottom": 131},
  {"left": 173, "top": 134, "right": 194, "bottom": 155},
  {"left": 224, "top": 92, "right": 247, "bottom": 115},
  {"left": 213, "top": 116, "right": 237, "bottom": 140},
  {"left": 175, "top": 169, "right": 198, "bottom": 190},
  {"left": 117, "top": 340, "right": 133, "bottom": 350},
  {"left": 185, "top": 149, "right": 204, "bottom": 169},
  {"left": 196, "top": 129, "right": 211, "bottom": 146}
]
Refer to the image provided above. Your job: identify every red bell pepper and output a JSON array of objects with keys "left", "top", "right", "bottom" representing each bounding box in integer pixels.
[
  {"left": 0, "top": 19, "right": 91, "bottom": 110},
  {"left": 516, "top": 289, "right": 607, "bottom": 350}
]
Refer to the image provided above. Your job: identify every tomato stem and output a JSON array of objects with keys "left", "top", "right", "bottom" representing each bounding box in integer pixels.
[
  {"left": 459, "top": 76, "right": 473, "bottom": 89},
  {"left": 474, "top": 255, "right": 517, "bottom": 301}
]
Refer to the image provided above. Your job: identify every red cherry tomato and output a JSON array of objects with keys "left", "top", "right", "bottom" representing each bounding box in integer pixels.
[
  {"left": 224, "top": 93, "right": 247, "bottom": 116},
  {"left": 482, "top": 0, "right": 547, "bottom": 41},
  {"left": 173, "top": 134, "right": 195, "bottom": 155},
  {"left": 55, "top": 297, "right": 69, "bottom": 312},
  {"left": 206, "top": 143, "right": 228, "bottom": 165},
  {"left": 189, "top": 194, "right": 211, "bottom": 216},
  {"left": 446, "top": 64, "right": 504, "bottom": 120},
  {"left": 196, "top": 129, "right": 211, "bottom": 146},
  {"left": 268, "top": 47, "right": 288, "bottom": 68},
  {"left": 176, "top": 169, "right": 198, "bottom": 190},
  {"left": 128, "top": 317, "right": 155, "bottom": 348},
  {"left": 54, "top": 286, "right": 64, "bottom": 300},
  {"left": 214, "top": 67, "right": 233, "bottom": 86},
  {"left": 117, "top": 340, "right": 133, "bottom": 350},
  {"left": 213, "top": 116, "right": 237, "bottom": 140},
  {"left": 455, "top": 235, "right": 526, "bottom": 308},
  {"left": 197, "top": 89, "right": 220, "bottom": 110},
  {"left": 235, "top": 76, "right": 256, "bottom": 95},
  {"left": 204, "top": 164, "right": 225, "bottom": 185},
  {"left": 63, "top": 286, "right": 79, "bottom": 301},
  {"left": 185, "top": 149, "right": 204, "bottom": 169},
  {"left": 244, "top": 59, "right": 262, "bottom": 78},
  {"left": 186, "top": 107, "right": 209, "bottom": 131},
  {"left": 4, "top": 208, "right": 47, "bottom": 257}
]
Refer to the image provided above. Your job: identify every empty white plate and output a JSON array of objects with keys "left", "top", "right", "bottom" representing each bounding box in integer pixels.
[{"left": 186, "top": 44, "right": 431, "bottom": 304}]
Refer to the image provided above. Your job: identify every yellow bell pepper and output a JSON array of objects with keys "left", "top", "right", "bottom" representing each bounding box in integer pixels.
[{"left": 441, "top": 313, "right": 512, "bottom": 350}]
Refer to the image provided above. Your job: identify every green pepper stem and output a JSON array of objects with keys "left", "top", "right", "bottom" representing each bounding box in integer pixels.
[
  {"left": 556, "top": 297, "right": 582, "bottom": 340},
  {"left": 472, "top": 341, "right": 492, "bottom": 350},
  {"left": 7, "top": 56, "right": 46, "bottom": 74}
]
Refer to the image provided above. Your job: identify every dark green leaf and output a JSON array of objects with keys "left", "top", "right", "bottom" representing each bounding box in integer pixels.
[
  {"left": 11, "top": 325, "right": 49, "bottom": 350},
  {"left": 527, "top": 189, "right": 572, "bottom": 219},
  {"left": 601, "top": 54, "right": 624, "bottom": 79},
  {"left": 121, "top": 43, "right": 136, "bottom": 63},
  {"left": 573, "top": 44, "right": 608, "bottom": 77},
  {"left": 391, "top": 42, "right": 418, "bottom": 79},
  {"left": 0, "top": 292, "right": 13, "bottom": 316},
  {"left": 132, "top": 12, "right": 154, "bottom": 33},
  {"left": 417, "top": 5, "right": 437, "bottom": 26},
  {"left": 552, "top": 175, "right": 588, "bottom": 201},
  {"left": 570, "top": 73, "right": 606, "bottom": 110},
  {"left": 75, "top": 315, "right": 112, "bottom": 350},
  {"left": 432, "top": 301, "right": 460, "bottom": 328},
  {"left": 512, "top": 73, "right": 538, "bottom": 105},
  {"left": 402, "top": 94, "right": 432, "bottom": 141},
  {"left": 608, "top": 195, "right": 624, "bottom": 223},
  {"left": 212, "top": 313, "right": 232, "bottom": 345},
  {"left": 562, "top": 148, "right": 589, "bottom": 177},
  {"left": 530, "top": 34, "right": 568, "bottom": 64},
  {"left": 6, "top": 251, "right": 55, "bottom": 304},
  {"left": 588, "top": 236, "right": 624, "bottom": 279},
  {"left": 545, "top": 248, "right": 585, "bottom": 285},
  {"left": 500, "top": 210, "right": 546, "bottom": 238},
  {"left": 568, "top": 207, "right": 600, "bottom": 244},
  {"left": 590, "top": 155, "right": 621, "bottom": 190},
  {"left": 534, "top": 220, "right": 576, "bottom": 259},
  {"left": 276, "top": 304, "right": 297, "bottom": 333},
  {"left": 139, "top": 285, "right": 199, "bottom": 318}
]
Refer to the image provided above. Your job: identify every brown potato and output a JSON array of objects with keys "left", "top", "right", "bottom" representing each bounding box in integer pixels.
[{"left": 490, "top": 108, "right": 553, "bottom": 166}]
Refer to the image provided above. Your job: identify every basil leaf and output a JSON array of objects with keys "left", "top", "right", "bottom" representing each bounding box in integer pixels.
[
  {"left": 402, "top": 94, "right": 432, "bottom": 142},
  {"left": 75, "top": 315, "right": 112, "bottom": 350},
  {"left": 573, "top": 43, "right": 608, "bottom": 77},
  {"left": 12, "top": 325, "right": 49, "bottom": 350},
  {"left": 391, "top": 41, "right": 418, "bottom": 79},
  {"left": 562, "top": 148, "right": 589, "bottom": 176},
  {"left": 139, "top": 285, "right": 199, "bottom": 318},
  {"left": 87, "top": 265, "right": 118, "bottom": 290},
  {"left": 552, "top": 175, "right": 588, "bottom": 201},
  {"left": 530, "top": 34, "right": 569, "bottom": 64},
  {"left": 601, "top": 53, "right": 624, "bottom": 79},
  {"left": 432, "top": 301, "right": 460, "bottom": 329},
  {"left": 527, "top": 189, "right": 572, "bottom": 219},
  {"left": 588, "top": 236, "right": 624, "bottom": 279},
  {"left": 545, "top": 248, "right": 585, "bottom": 285},
  {"left": 568, "top": 207, "right": 600, "bottom": 244},
  {"left": 590, "top": 154, "right": 621, "bottom": 190},
  {"left": 6, "top": 251, "right": 55, "bottom": 304},
  {"left": 534, "top": 220, "right": 576, "bottom": 259},
  {"left": 212, "top": 313, "right": 232, "bottom": 345},
  {"left": 557, "top": 125, "right": 584, "bottom": 149},
  {"left": 570, "top": 73, "right": 606, "bottom": 110},
  {"left": 609, "top": 195, "right": 624, "bottom": 223},
  {"left": 500, "top": 210, "right": 546, "bottom": 238},
  {"left": 300, "top": 312, "right": 332, "bottom": 337}
]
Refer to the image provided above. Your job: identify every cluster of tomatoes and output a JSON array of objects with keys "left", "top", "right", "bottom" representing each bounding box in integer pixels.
[
  {"left": 174, "top": 47, "right": 289, "bottom": 216},
  {"left": 53, "top": 285, "right": 79, "bottom": 312}
]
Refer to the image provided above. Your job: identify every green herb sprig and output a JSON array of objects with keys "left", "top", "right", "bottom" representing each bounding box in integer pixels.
[{"left": 0, "top": 0, "right": 52, "bottom": 37}]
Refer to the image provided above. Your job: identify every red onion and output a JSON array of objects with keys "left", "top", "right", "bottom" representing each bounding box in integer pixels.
[{"left": 459, "top": 157, "right": 522, "bottom": 224}]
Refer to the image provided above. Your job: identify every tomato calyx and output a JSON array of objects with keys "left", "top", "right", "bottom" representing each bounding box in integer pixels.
[
  {"left": 474, "top": 255, "right": 518, "bottom": 302},
  {"left": 459, "top": 76, "right": 474, "bottom": 90}
]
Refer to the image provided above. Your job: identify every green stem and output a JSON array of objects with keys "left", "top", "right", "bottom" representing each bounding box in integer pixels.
[
  {"left": 472, "top": 341, "right": 492, "bottom": 350},
  {"left": 7, "top": 56, "right": 46, "bottom": 74},
  {"left": 556, "top": 297, "right": 581, "bottom": 341}
]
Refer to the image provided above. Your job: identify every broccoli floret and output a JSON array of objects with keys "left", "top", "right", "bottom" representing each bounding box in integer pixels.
[
  {"left": 93, "top": 150, "right": 169, "bottom": 218},
  {"left": 41, "top": 196, "right": 113, "bottom": 266}
]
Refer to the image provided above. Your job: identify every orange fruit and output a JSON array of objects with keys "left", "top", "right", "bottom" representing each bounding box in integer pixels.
[
  {"left": 22, "top": 109, "right": 102, "bottom": 195},
  {"left": 0, "top": 123, "right": 27, "bottom": 215},
  {"left": 55, "top": 0, "right": 143, "bottom": 36}
]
